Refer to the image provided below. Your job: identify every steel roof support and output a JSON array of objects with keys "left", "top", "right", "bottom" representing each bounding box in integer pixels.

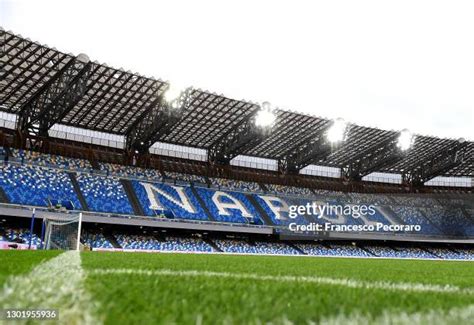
[
  {"left": 124, "top": 90, "right": 188, "bottom": 155},
  {"left": 15, "top": 54, "right": 91, "bottom": 140},
  {"left": 278, "top": 137, "right": 332, "bottom": 174},
  {"left": 340, "top": 134, "right": 403, "bottom": 181},
  {"left": 402, "top": 140, "right": 469, "bottom": 186},
  {"left": 207, "top": 116, "right": 269, "bottom": 165},
  {"left": 277, "top": 122, "right": 333, "bottom": 174}
]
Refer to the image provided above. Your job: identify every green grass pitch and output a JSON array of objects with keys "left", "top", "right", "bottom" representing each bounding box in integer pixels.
[{"left": 1, "top": 250, "right": 474, "bottom": 324}]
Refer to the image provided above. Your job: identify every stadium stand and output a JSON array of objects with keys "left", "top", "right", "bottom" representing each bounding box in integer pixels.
[
  {"left": 389, "top": 246, "right": 437, "bottom": 259},
  {"left": 0, "top": 151, "right": 473, "bottom": 239},
  {"left": 390, "top": 206, "right": 442, "bottom": 235},
  {"left": 2, "top": 222, "right": 474, "bottom": 260},
  {"left": 1, "top": 150, "right": 473, "bottom": 238},
  {"left": 296, "top": 242, "right": 372, "bottom": 257},
  {"left": 325, "top": 243, "right": 373, "bottom": 257},
  {"left": 213, "top": 239, "right": 299, "bottom": 255},
  {"left": 362, "top": 245, "right": 437, "bottom": 259},
  {"left": 209, "top": 177, "right": 262, "bottom": 193},
  {"left": 391, "top": 195, "right": 441, "bottom": 207},
  {"left": 2, "top": 228, "right": 42, "bottom": 247},
  {"left": 11, "top": 149, "right": 93, "bottom": 171},
  {"left": 346, "top": 192, "right": 393, "bottom": 206},
  {"left": 163, "top": 171, "right": 207, "bottom": 185},
  {"left": 0, "top": 163, "right": 82, "bottom": 209},
  {"left": 161, "top": 236, "right": 214, "bottom": 252},
  {"left": 113, "top": 233, "right": 213, "bottom": 252},
  {"left": 76, "top": 173, "right": 133, "bottom": 214},
  {"left": 265, "top": 184, "right": 313, "bottom": 198},
  {"left": 99, "top": 163, "right": 162, "bottom": 181},
  {"left": 82, "top": 232, "right": 114, "bottom": 249},
  {"left": 422, "top": 207, "right": 474, "bottom": 237}
]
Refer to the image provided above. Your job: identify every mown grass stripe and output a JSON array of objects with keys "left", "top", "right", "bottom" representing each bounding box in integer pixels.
[{"left": 89, "top": 268, "right": 474, "bottom": 295}]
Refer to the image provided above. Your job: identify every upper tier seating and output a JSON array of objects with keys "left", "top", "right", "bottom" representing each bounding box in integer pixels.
[
  {"left": 164, "top": 171, "right": 207, "bottom": 184},
  {"left": 76, "top": 173, "right": 133, "bottom": 215},
  {"left": 421, "top": 207, "right": 474, "bottom": 237},
  {"left": 0, "top": 164, "right": 82, "bottom": 209},
  {"left": 99, "top": 163, "right": 162, "bottom": 181},
  {"left": 391, "top": 195, "right": 441, "bottom": 207},
  {"left": 390, "top": 206, "right": 442, "bottom": 236},
  {"left": 265, "top": 184, "right": 313, "bottom": 197},
  {"left": 11, "top": 149, "right": 92, "bottom": 171},
  {"left": 209, "top": 177, "right": 261, "bottom": 193},
  {"left": 0, "top": 149, "right": 472, "bottom": 238},
  {"left": 347, "top": 192, "right": 393, "bottom": 206}
]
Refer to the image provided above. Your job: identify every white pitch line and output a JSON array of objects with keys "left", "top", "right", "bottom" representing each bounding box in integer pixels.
[
  {"left": 0, "top": 251, "right": 101, "bottom": 325},
  {"left": 89, "top": 268, "right": 474, "bottom": 295}
]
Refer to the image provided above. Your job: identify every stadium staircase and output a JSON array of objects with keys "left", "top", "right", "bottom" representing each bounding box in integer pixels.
[
  {"left": 385, "top": 195, "right": 399, "bottom": 205},
  {"left": 378, "top": 206, "right": 405, "bottom": 225},
  {"left": 423, "top": 247, "right": 442, "bottom": 259},
  {"left": 3, "top": 147, "right": 11, "bottom": 162},
  {"left": 203, "top": 176, "right": 212, "bottom": 188},
  {"left": 0, "top": 226, "right": 7, "bottom": 239},
  {"left": 286, "top": 242, "right": 306, "bottom": 255},
  {"left": 0, "top": 186, "right": 10, "bottom": 204},
  {"left": 309, "top": 188, "right": 320, "bottom": 196},
  {"left": 104, "top": 233, "right": 122, "bottom": 248},
  {"left": 153, "top": 233, "right": 166, "bottom": 242},
  {"left": 258, "top": 183, "right": 268, "bottom": 192},
  {"left": 417, "top": 208, "right": 445, "bottom": 235},
  {"left": 203, "top": 238, "right": 223, "bottom": 252},
  {"left": 359, "top": 245, "right": 377, "bottom": 256},
  {"left": 460, "top": 207, "right": 474, "bottom": 222},
  {"left": 88, "top": 153, "right": 101, "bottom": 170},
  {"left": 362, "top": 246, "right": 380, "bottom": 257},
  {"left": 189, "top": 186, "right": 216, "bottom": 222},
  {"left": 120, "top": 179, "right": 145, "bottom": 216},
  {"left": 245, "top": 194, "right": 274, "bottom": 226},
  {"left": 67, "top": 172, "right": 89, "bottom": 211},
  {"left": 449, "top": 247, "right": 464, "bottom": 255}
]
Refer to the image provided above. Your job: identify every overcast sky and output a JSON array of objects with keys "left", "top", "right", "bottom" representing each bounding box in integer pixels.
[{"left": 1, "top": 0, "right": 473, "bottom": 140}]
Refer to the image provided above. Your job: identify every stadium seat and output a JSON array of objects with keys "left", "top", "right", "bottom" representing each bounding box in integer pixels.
[
  {"left": 0, "top": 164, "right": 82, "bottom": 209},
  {"left": 76, "top": 173, "right": 134, "bottom": 215}
]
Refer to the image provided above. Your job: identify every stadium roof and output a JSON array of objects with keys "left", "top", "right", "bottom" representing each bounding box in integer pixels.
[{"left": 1, "top": 29, "right": 472, "bottom": 179}]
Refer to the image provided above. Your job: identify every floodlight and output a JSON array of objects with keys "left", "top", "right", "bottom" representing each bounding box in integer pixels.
[
  {"left": 255, "top": 102, "right": 276, "bottom": 128},
  {"left": 261, "top": 101, "right": 272, "bottom": 111},
  {"left": 164, "top": 83, "right": 184, "bottom": 107},
  {"left": 76, "top": 53, "right": 90, "bottom": 63},
  {"left": 326, "top": 118, "right": 347, "bottom": 143},
  {"left": 397, "top": 129, "right": 413, "bottom": 151}
]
